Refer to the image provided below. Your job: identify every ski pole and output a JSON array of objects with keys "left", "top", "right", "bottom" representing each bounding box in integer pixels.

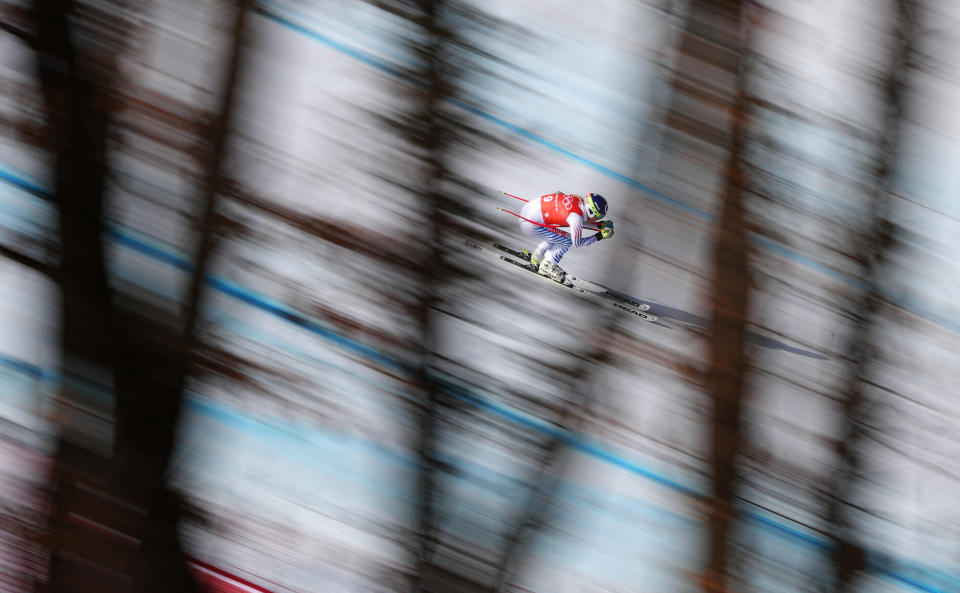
[
  {"left": 499, "top": 190, "right": 529, "bottom": 202},
  {"left": 496, "top": 207, "right": 603, "bottom": 234},
  {"left": 497, "top": 207, "right": 565, "bottom": 235},
  {"left": 497, "top": 207, "right": 603, "bottom": 233},
  {"left": 499, "top": 191, "right": 603, "bottom": 231}
]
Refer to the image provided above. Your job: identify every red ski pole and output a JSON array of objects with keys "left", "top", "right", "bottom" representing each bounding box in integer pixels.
[
  {"left": 497, "top": 207, "right": 565, "bottom": 235},
  {"left": 496, "top": 206, "right": 604, "bottom": 234},
  {"left": 499, "top": 190, "right": 529, "bottom": 202},
  {"left": 496, "top": 207, "right": 604, "bottom": 234}
]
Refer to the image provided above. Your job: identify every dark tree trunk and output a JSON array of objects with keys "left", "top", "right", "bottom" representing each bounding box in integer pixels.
[
  {"left": 32, "top": 1, "right": 251, "bottom": 591},
  {"left": 33, "top": 0, "right": 139, "bottom": 590},
  {"left": 703, "top": 93, "right": 751, "bottom": 592},
  {"left": 822, "top": 1, "right": 920, "bottom": 592},
  {"left": 654, "top": 0, "right": 753, "bottom": 590},
  {"left": 409, "top": 1, "right": 454, "bottom": 591}
]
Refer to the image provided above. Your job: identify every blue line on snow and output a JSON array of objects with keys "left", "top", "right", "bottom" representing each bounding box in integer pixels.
[
  {"left": 879, "top": 568, "right": 957, "bottom": 593},
  {"left": 256, "top": 7, "right": 416, "bottom": 86},
  {"left": 184, "top": 395, "right": 700, "bottom": 542},
  {"left": 743, "top": 511, "right": 829, "bottom": 550},
  {"left": 436, "top": 375, "right": 701, "bottom": 498},
  {"left": 0, "top": 168, "right": 47, "bottom": 197},
  {"left": 0, "top": 354, "right": 52, "bottom": 381},
  {"left": 448, "top": 97, "right": 714, "bottom": 220},
  {"left": 0, "top": 164, "right": 410, "bottom": 373},
  {"left": 109, "top": 228, "right": 411, "bottom": 374},
  {"left": 105, "top": 228, "right": 194, "bottom": 271}
]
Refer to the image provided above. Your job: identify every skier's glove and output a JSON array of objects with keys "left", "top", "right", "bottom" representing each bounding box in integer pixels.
[{"left": 595, "top": 220, "right": 614, "bottom": 241}]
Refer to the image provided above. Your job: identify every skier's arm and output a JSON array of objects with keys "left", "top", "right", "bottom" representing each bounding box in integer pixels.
[{"left": 566, "top": 213, "right": 599, "bottom": 248}]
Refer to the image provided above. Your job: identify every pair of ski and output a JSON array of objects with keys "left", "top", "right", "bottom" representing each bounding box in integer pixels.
[{"left": 466, "top": 240, "right": 659, "bottom": 323}]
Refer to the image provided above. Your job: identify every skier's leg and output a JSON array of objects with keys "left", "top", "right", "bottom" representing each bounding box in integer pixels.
[
  {"left": 530, "top": 241, "right": 550, "bottom": 263},
  {"left": 543, "top": 240, "right": 571, "bottom": 265},
  {"left": 538, "top": 232, "right": 571, "bottom": 282},
  {"left": 520, "top": 223, "right": 560, "bottom": 265}
]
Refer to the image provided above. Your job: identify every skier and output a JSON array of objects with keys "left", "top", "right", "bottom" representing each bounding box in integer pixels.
[{"left": 518, "top": 191, "right": 614, "bottom": 282}]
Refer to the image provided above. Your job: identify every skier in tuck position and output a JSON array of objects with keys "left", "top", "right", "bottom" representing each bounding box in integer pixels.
[{"left": 518, "top": 191, "right": 614, "bottom": 282}]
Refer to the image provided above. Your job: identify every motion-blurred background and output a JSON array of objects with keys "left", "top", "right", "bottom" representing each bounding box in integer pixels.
[{"left": 0, "top": 0, "right": 959, "bottom": 592}]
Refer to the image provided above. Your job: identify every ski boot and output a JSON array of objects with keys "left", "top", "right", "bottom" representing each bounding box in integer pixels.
[
  {"left": 521, "top": 249, "right": 542, "bottom": 267},
  {"left": 537, "top": 260, "right": 567, "bottom": 283}
]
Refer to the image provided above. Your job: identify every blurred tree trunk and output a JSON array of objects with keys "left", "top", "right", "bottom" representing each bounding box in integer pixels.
[
  {"left": 33, "top": 1, "right": 131, "bottom": 589},
  {"left": 822, "top": 1, "right": 920, "bottom": 591},
  {"left": 655, "top": 0, "right": 754, "bottom": 591},
  {"left": 490, "top": 369, "right": 589, "bottom": 591},
  {"left": 32, "top": 0, "right": 249, "bottom": 591},
  {"left": 702, "top": 84, "right": 751, "bottom": 593},
  {"left": 369, "top": 1, "right": 529, "bottom": 590},
  {"left": 405, "top": 1, "right": 454, "bottom": 591}
]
